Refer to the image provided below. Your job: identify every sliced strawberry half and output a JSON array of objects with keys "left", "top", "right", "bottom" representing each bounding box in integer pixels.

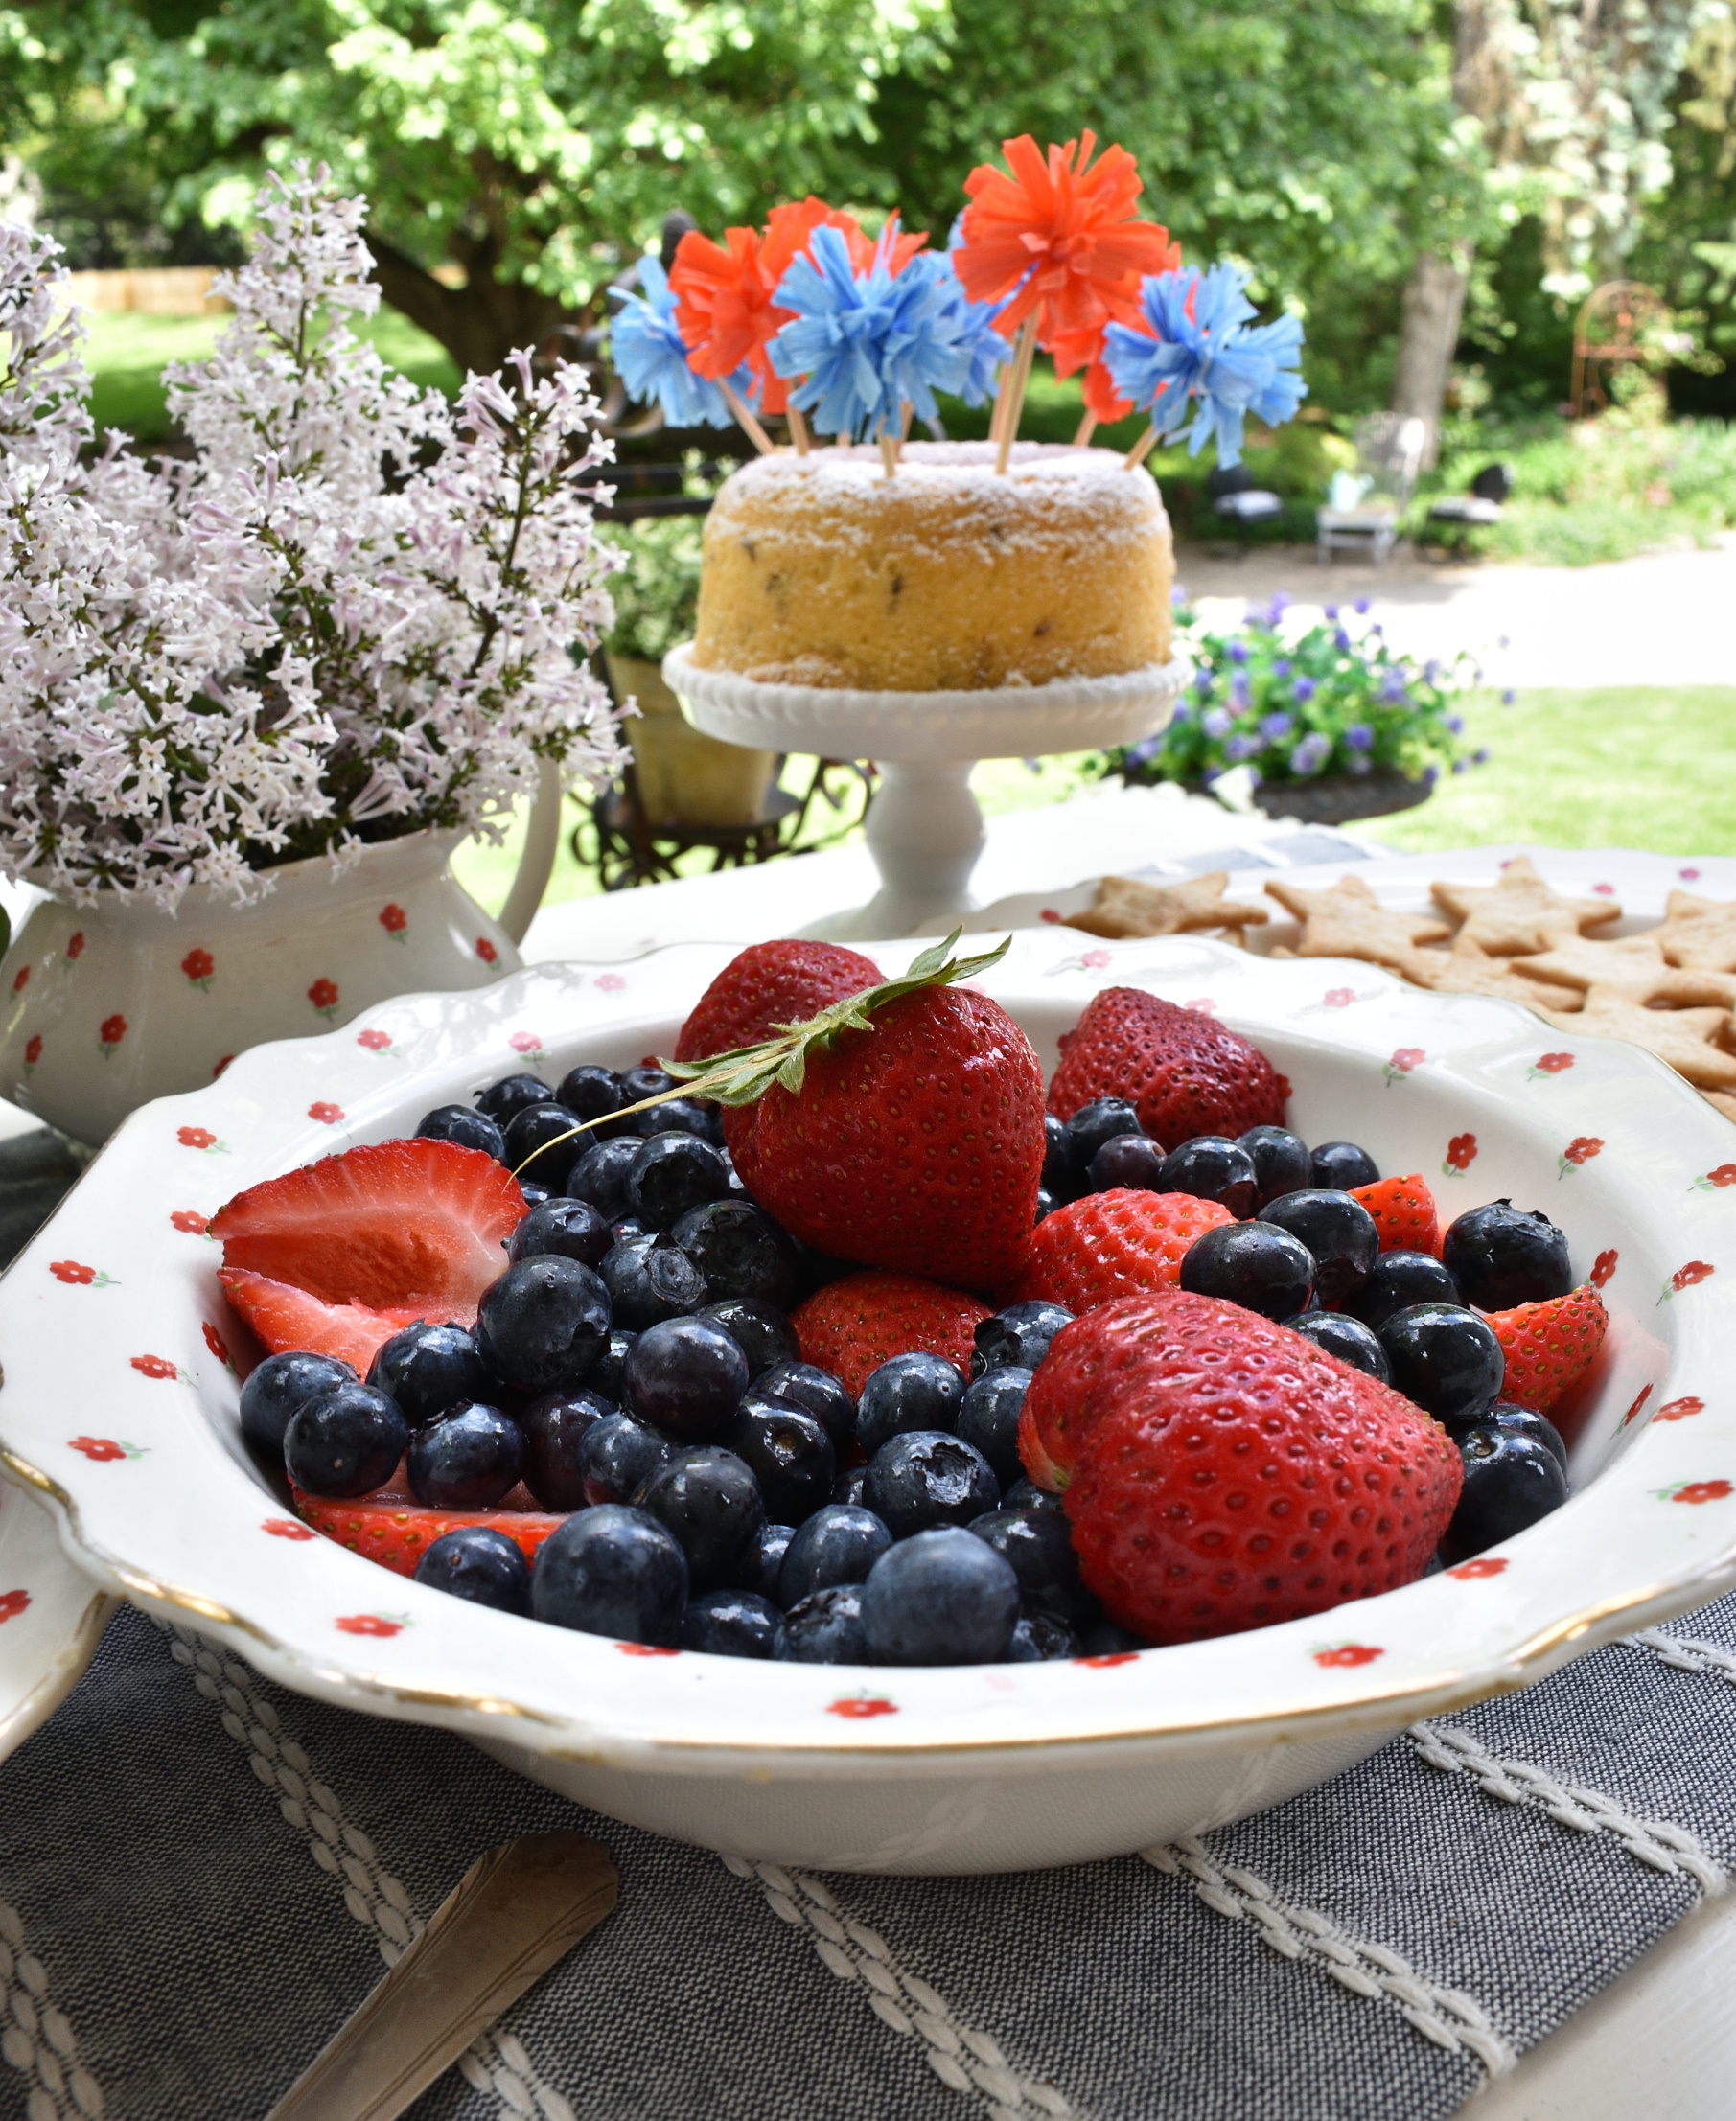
[
  {"left": 219, "top": 1268, "right": 436, "bottom": 1372},
  {"left": 1351, "top": 1174, "right": 1441, "bottom": 1256},
  {"left": 293, "top": 1473, "right": 563, "bottom": 1579},
  {"left": 211, "top": 1139, "right": 524, "bottom": 1326},
  {"left": 1486, "top": 1283, "right": 1609, "bottom": 1416}
]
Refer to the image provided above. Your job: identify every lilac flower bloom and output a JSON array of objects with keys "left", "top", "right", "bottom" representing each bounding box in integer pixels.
[
  {"left": 1344, "top": 723, "right": 1374, "bottom": 751},
  {"left": 1502, "top": 689, "right": 1516, "bottom": 705},
  {"left": 1194, "top": 667, "right": 1215, "bottom": 694},
  {"left": 611, "top": 256, "right": 738, "bottom": 427},
  {"left": 1202, "top": 707, "right": 1233, "bottom": 738},
  {"left": 1378, "top": 670, "right": 1409, "bottom": 703},
  {"left": 1323, "top": 604, "right": 1339, "bottom": 621},
  {"left": 1424, "top": 658, "right": 1441, "bottom": 685},
  {"left": 1171, "top": 583, "right": 1190, "bottom": 606},
  {"left": 1447, "top": 714, "right": 1465, "bottom": 734},
  {"left": 1272, "top": 657, "right": 1292, "bottom": 679},
  {"left": 1228, "top": 641, "right": 1250, "bottom": 663},
  {"left": 1260, "top": 711, "right": 1294, "bottom": 743},
  {"left": 1225, "top": 731, "right": 1260, "bottom": 762},
  {"left": 1354, "top": 597, "right": 1371, "bottom": 613},
  {"left": 1201, "top": 764, "right": 1223, "bottom": 784},
  {"left": 1473, "top": 747, "right": 1491, "bottom": 764},
  {"left": 1228, "top": 671, "right": 1252, "bottom": 709},
  {"left": 1100, "top": 262, "right": 1307, "bottom": 467},
  {"left": 1292, "top": 676, "right": 1317, "bottom": 704},
  {"left": 1333, "top": 628, "right": 1352, "bottom": 652},
  {"left": 1125, "top": 735, "right": 1162, "bottom": 766},
  {"left": 1452, "top": 757, "right": 1469, "bottom": 774},
  {"left": 1424, "top": 764, "right": 1441, "bottom": 785},
  {"left": 1290, "top": 732, "right": 1331, "bottom": 776}
]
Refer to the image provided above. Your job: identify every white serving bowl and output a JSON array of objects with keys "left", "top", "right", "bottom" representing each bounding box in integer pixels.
[{"left": 2, "top": 932, "right": 1734, "bottom": 1874}]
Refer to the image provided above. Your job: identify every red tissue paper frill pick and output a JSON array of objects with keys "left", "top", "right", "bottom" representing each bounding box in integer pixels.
[{"left": 954, "top": 132, "right": 1179, "bottom": 348}]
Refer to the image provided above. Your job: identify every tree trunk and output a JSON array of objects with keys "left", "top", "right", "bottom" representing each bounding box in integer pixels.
[
  {"left": 1390, "top": 250, "right": 1470, "bottom": 468},
  {"left": 367, "top": 233, "right": 574, "bottom": 380}
]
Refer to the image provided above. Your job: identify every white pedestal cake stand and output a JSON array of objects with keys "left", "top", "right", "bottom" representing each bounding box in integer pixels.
[{"left": 661, "top": 643, "right": 1187, "bottom": 941}]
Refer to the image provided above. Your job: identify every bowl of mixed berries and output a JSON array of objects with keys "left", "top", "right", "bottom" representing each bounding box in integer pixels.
[{"left": 3, "top": 928, "right": 1731, "bottom": 1873}]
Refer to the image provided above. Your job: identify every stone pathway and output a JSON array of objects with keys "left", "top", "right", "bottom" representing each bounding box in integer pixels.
[{"left": 1176, "top": 532, "right": 1736, "bottom": 690}]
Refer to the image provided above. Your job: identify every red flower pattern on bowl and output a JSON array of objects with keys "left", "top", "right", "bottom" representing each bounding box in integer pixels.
[
  {"left": 264, "top": 1519, "right": 315, "bottom": 1541},
  {"left": 827, "top": 1695, "right": 898, "bottom": 1718},
  {"left": 616, "top": 1643, "right": 678, "bottom": 1657},
  {"left": 49, "top": 1260, "right": 96, "bottom": 1286},
  {"left": 475, "top": 936, "right": 498, "bottom": 964},
  {"left": 99, "top": 1013, "right": 127, "bottom": 1050},
  {"left": 336, "top": 1615, "right": 403, "bottom": 1638},
  {"left": 509, "top": 1031, "right": 542, "bottom": 1055},
  {"left": 177, "top": 1125, "right": 219, "bottom": 1150},
  {"left": 1313, "top": 1644, "right": 1383, "bottom": 1668},
  {"left": 308, "top": 1102, "right": 344, "bottom": 1124},
  {"left": 181, "top": 948, "right": 215, "bottom": 985},
  {"left": 1671, "top": 1480, "right": 1732, "bottom": 1506},
  {"left": 1533, "top": 1052, "right": 1574, "bottom": 1076},
  {"left": 70, "top": 1437, "right": 126, "bottom": 1462},
  {"left": 1445, "top": 1132, "right": 1477, "bottom": 1172},
  {"left": 1659, "top": 1396, "right": 1704, "bottom": 1422},
  {"left": 0, "top": 1589, "right": 30, "bottom": 1623},
  {"left": 1076, "top": 1651, "right": 1140, "bottom": 1669},
  {"left": 1699, "top": 1164, "right": 1736, "bottom": 1190},
  {"left": 356, "top": 1028, "right": 392, "bottom": 1052},
  {"left": 1561, "top": 1136, "right": 1603, "bottom": 1175},
  {"left": 130, "top": 1354, "right": 177, "bottom": 1381},
  {"left": 595, "top": 973, "right": 626, "bottom": 994},
  {"left": 1665, "top": 1261, "right": 1716, "bottom": 1299},
  {"left": 202, "top": 1322, "right": 229, "bottom": 1365},
  {"left": 1323, "top": 987, "right": 1354, "bottom": 1009},
  {"left": 171, "top": 1210, "right": 209, "bottom": 1235},
  {"left": 1384, "top": 1049, "right": 1424, "bottom": 1085},
  {"left": 1447, "top": 1557, "right": 1508, "bottom": 1580},
  {"left": 1591, "top": 1249, "right": 1618, "bottom": 1288},
  {"left": 379, "top": 904, "right": 406, "bottom": 934}
]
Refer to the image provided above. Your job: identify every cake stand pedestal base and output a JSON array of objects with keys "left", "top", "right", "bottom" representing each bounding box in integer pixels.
[{"left": 802, "top": 760, "right": 984, "bottom": 940}]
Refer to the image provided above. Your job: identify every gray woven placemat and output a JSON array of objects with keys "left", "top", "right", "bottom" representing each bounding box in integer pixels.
[{"left": 2, "top": 1590, "right": 1735, "bottom": 2121}]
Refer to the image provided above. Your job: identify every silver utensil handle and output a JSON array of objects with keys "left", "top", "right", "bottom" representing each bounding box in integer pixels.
[{"left": 266, "top": 1830, "right": 617, "bottom": 2121}]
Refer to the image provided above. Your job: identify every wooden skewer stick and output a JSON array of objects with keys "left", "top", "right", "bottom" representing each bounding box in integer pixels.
[
  {"left": 893, "top": 397, "right": 914, "bottom": 464},
  {"left": 993, "top": 317, "right": 1039, "bottom": 476},
  {"left": 878, "top": 430, "right": 899, "bottom": 479},
  {"left": 1073, "top": 410, "right": 1098, "bottom": 447},
  {"left": 717, "top": 378, "right": 775, "bottom": 456},
  {"left": 787, "top": 403, "right": 811, "bottom": 456},
  {"left": 1123, "top": 421, "right": 1161, "bottom": 471}
]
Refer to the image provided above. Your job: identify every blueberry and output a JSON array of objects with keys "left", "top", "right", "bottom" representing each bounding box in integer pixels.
[
  {"left": 620, "top": 1065, "right": 677, "bottom": 1105},
  {"left": 501, "top": 1101, "right": 584, "bottom": 1191},
  {"left": 567, "top": 1138, "right": 642, "bottom": 1220},
  {"left": 1310, "top": 1140, "right": 1380, "bottom": 1189},
  {"left": 1003, "top": 1477, "right": 1065, "bottom": 1513},
  {"left": 1261, "top": 1188, "right": 1380, "bottom": 1305},
  {"left": 475, "top": 1256, "right": 612, "bottom": 1394},
  {"left": 777, "top": 1584, "right": 869, "bottom": 1663},
  {"left": 1034, "top": 1189, "right": 1058, "bottom": 1223},
  {"left": 863, "top": 1431, "right": 1000, "bottom": 1538},
  {"left": 1443, "top": 1428, "right": 1569, "bottom": 1561},
  {"left": 1087, "top": 1134, "right": 1169, "bottom": 1193},
  {"left": 638, "top": 1095, "right": 724, "bottom": 1144},
  {"left": 957, "top": 1367, "right": 1031, "bottom": 1490},
  {"left": 240, "top": 1351, "right": 356, "bottom": 1459},
  {"left": 585, "top": 1327, "right": 637, "bottom": 1403},
  {"left": 699, "top": 1298, "right": 799, "bottom": 1380},
  {"left": 741, "top": 1522, "right": 798, "bottom": 1600},
  {"left": 724, "top": 1399, "right": 836, "bottom": 1524},
  {"left": 1343, "top": 1250, "right": 1463, "bottom": 1329},
  {"left": 636, "top": 1445, "right": 765, "bottom": 1589},
  {"left": 1007, "top": 1612, "right": 1079, "bottom": 1661},
  {"left": 406, "top": 1402, "right": 523, "bottom": 1509},
  {"left": 968, "top": 1505, "right": 1087, "bottom": 1623},
  {"left": 1377, "top": 1303, "right": 1506, "bottom": 1425},
  {"left": 776, "top": 1504, "right": 893, "bottom": 1605},
  {"left": 857, "top": 1352, "right": 967, "bottom": 1455},
  {"left": 670, "top": 1199, "right": 798, "bottom": 1308},
  {"left": 973, "top": 1301, "right": 1074, "bottom": 1378},
  {"left": 1041, "top": 1114, "right": 1084, "bottom": 1202},
  {"left": 1063, "top": 1097, "right": 1146, "bottom": 1167},
  {"left": 1282, "top": 1309, "right": 1392, "bottom": 1382},
  {"left": 602, "top": 1233, "right": 708, "bottom": 1329},
  {"left": 556, "top": 1064, "right": 635, "bottom": 1140},
  {"left": 1179, "top": 1221, "right": 1314, "bottom": 1319},
  {"left": 862, "top": 1528, "right": 1020, "bottom": 1665},
  {"left": 475, "top": 1072, "right": 555, "bottom": 1124},
  {"left": 519, "top": 1184, "right": 550, "bottom": 1210},
  {"left": 531, "top": 1504, "right": 688, "bottom": 1646},
  {"left": 413, "top": 1526, "right": 532, "bottom": 1616},
  {"left": 417, "top": 1105, "right": 506, "bottom": 1161},
  {"left": 623, "top": 1316, "right": 749, "bottom": 1441},
  {"left": 284, "top": 1383, "right": 406, "bottom": 1498},
  {"left": 575, "top": 1412, "right": 673, "bottom": 1507},
  {"left": 627, "top": 1132, "right": 731, "bottom": 1228},
  {"left": 1079, "top": 1620, "right": 1148, "bottom": 1656},
  {"left": 829, "top": 1465, "right": 869, "bottom": 1509},
  {"left": 1160, "top": 1135, "right": 1260, "bottom": 1217},
  {"left": 508, "top": 1196, "right": 613, "bottom": 1271},
  {"left": 520, "top": 1386, "right": 614, "bottom": 1510},
  {"left": 611, "top": 1216, "right": 655, "bottom": 1247},
  {"left": 1238, "top": 1124, "right": 1312, "bottom": 1208},
  {"left": 790, "top": 1235, "right": 850, "bottom": 1301},
  {"left": 1484, "top": 1400, "right": 1569, "bottom": 1473},
  {"left": 1441, "top": 1200, "right": 1573, "bottom": 1310},
  {"left": 367, "top": 1322, "right": 489, "bottom": 1427},
  {"left": 759, "top": 1361, "right": 856, "bottom": 1450},
  {"left": 681, "top": 1588, "right": 785, "bottom": 1658}
]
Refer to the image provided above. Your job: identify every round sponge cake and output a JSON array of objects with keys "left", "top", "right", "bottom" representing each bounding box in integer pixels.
[{"left": 689, "top": 441, "right": 1173, "bottom": 693}]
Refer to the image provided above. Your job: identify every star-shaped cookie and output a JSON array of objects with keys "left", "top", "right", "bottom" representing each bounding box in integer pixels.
[
  {"left": 1065, "top": 871, "right": 1268, "bottom": 942},
  {"left": 1536, "top": 987, "right": 1736, "bottom": 1091},
  {"left": 1516, "top": 932, "right": 1735, "bottom": 1008},
  {"left": 1263, "top": 874, "right": 1451, "bottom": 980},
  {"left": 1429, "top": 856, "right": 1620, "bottom": 957},
  {"left": 1411, "top": 937, "right": 1575, "bottom": 1010},
  {"left": 1651, "top": 890, "right": 1736, "bottom": 973}
]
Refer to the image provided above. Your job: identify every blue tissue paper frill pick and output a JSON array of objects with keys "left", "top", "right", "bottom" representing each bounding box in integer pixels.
[
  {"left": 1101, "top": 263, "right": 1306, "bottom": 468},
  {"left": 768, "top": 227, "right": 1003, "bottom": 440},
  {"left": 610, "top": 256, "right": 744, "bottom": 429}
]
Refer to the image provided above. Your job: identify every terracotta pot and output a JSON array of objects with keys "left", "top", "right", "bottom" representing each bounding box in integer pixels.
[
  {"left": 608, "top": 652, "right": 776, "bottom": 828},
  {"left": 0, "top": 830, "right": 520, "bottom": 1144}
]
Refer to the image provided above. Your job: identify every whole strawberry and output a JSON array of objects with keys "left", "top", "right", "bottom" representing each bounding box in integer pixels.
[
  {"left": 1029, "top": 1293, "right": 1462, "bottom": 1643},
  {"left": 1007, "top": 1187, "right": 1232, "bottom": 1311},
  {"left": 1048, "top": 987, "right": 1285, "bottom": 1143},
  {"left": 749, "top": 984, "right": 1043, "bottom": 1290},
  {"left": 1485, "top": 1284, "right": 1608, "bottom": 1416},
  {"left": 792, "top": 1269, "right": 991, "bottom": 1396}
]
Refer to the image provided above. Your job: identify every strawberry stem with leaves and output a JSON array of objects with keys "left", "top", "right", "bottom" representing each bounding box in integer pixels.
[{"left": 510, "top": 929, "right": 1012, "bottom": 1181}]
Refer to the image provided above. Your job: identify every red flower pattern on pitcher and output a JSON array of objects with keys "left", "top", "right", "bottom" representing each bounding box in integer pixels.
[
  {"left": 11, "top": 965, "right": 27, "bottom": 994},
  {"left": 98, "top": 1013, "right": 127, "bottom": 1056},
  {"left": 379, "top": 904, "right": 407, "bottom": 939},
  {"left": 181, "top": 948, "right": 215, "bottom": 990},
  {"left": 475, "top": 936, "right": 498, "bottom": 964},
  {"left": 308, "top": 978, "right": 340, "bottom": 1021},
  {"left": 66, "top": 931, "right": 84, "bottom": 960},
  {"left": 22, "top": 1034, "right": 40, "bottom": 1072}
]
